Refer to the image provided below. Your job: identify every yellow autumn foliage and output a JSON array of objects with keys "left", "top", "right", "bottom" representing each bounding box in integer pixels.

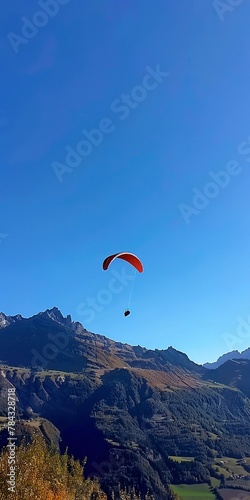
[{"left": 0, "top": 431, "right": 107, "bottom": 500}]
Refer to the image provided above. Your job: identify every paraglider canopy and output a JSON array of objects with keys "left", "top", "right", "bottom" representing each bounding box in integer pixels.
[{"left": 102, "top": 252, "right": 143, "bottom": 273}]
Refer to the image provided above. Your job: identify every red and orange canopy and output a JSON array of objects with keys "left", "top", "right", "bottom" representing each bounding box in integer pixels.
[{"left": 102, "top": 252, "right": 143, "bottom": 273}]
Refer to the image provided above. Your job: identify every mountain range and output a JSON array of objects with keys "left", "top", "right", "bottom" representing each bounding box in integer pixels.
[
  {"left": 203, "top": 348, "right": 250, "bottom": 369},
  {"left": 1, "top": 307, "right": 250, "bottom": 499}
]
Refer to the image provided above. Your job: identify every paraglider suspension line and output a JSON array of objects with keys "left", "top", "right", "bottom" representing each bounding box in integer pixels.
[{"left": 127, "top": 269, "right": 137, "bottom": 309}]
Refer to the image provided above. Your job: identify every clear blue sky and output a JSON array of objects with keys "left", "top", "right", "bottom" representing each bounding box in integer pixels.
[{"left": 1, "top": 0, "right": 250, "bottom": 364}]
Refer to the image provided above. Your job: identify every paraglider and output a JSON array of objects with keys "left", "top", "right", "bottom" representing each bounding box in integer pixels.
[{"left": 102, "top": 252, "right": 143, "bottom": 316}]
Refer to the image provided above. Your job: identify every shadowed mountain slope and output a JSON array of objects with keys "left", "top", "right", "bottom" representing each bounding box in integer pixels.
[{"left": 1, "top": 308, "right": 250, "bottom": 499}]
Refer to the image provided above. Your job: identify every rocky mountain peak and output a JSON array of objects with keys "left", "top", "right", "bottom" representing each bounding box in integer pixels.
[
  {"left": 38, "top": 307, "right": 72, "bottom": 326},
  {"left": 0, "top": 312, "right": 22, "bottom": 329},
  {"left": 0, "top": 313, "right": 8, "bottom": 328}
]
